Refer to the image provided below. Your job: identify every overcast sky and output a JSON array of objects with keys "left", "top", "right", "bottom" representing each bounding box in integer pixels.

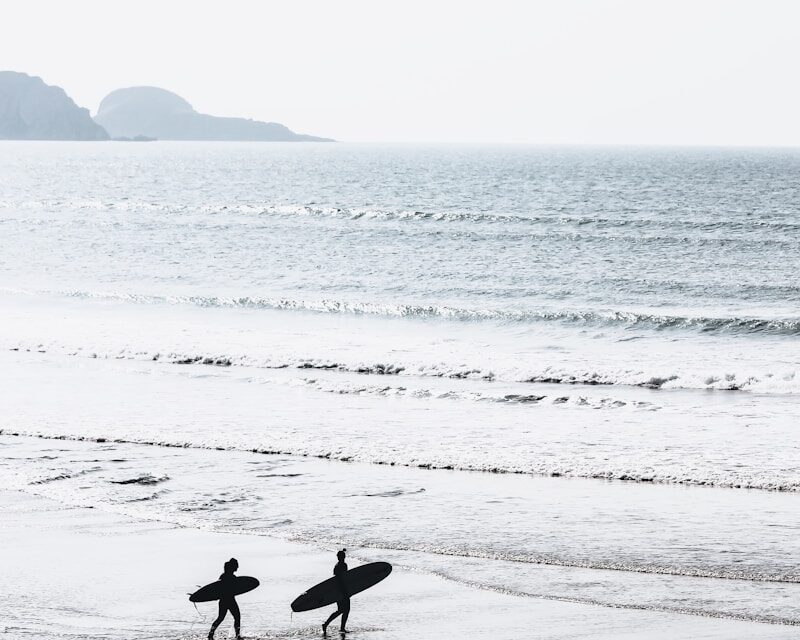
[{"left": 3, "top": 0, "right": 800, "bottom": 144}]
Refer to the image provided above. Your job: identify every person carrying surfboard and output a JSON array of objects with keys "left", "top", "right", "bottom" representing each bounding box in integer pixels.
[
  {"left": 322, "top": 549, "right": 350, "bottom": 635},
  {"left": 208, "top": 558, "right": 242, "bottom": 639}
]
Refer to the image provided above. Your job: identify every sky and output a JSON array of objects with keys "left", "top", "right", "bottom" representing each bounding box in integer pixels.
[{"left": 3, "top": 0, "right": 800, "bottom": 144}]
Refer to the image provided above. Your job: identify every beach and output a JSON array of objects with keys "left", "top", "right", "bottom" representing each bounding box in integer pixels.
[
  {"left": 2, "top": 474, "right": 798, "bottom": 640},
  {"left": 1, "top": 141, "right": 799, "bottom": 637}
]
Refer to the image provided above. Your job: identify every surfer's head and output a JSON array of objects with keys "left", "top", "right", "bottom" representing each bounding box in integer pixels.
[
  {"left": 337, "top": 549, "right": 346, "bottom": 561},
  {"left": 224, "top": 558, "right": 239, "bottom": 573}
]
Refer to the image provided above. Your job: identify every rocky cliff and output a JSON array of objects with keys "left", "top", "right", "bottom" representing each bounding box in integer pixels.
[{"left": 0, "top": 71, "right": 109, "bottom": 140}]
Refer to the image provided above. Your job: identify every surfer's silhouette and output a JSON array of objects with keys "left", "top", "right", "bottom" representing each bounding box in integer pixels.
[
  {"left": 208, "top": 558, "right": 242, "bottom": 639},
  {"left": 322, "top": 549, "right": 350, "bottom": 635}
]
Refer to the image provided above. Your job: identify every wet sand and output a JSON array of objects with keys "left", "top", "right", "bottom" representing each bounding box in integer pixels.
[{"left": 1, "top": 489, "right": 796, "bottom": 640}]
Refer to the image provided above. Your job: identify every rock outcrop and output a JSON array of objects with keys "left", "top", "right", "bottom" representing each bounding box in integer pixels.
[
  {"left": 95, "top": 86, "right": 331, "bottom": 141},
  {"left": 0, "top": 71, "right": 109, "bottom": 140}
]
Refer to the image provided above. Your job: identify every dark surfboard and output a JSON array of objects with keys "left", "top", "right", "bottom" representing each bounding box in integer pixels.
[
  {"left": 291, "top": 562, "right": 392, "bottom": 612},
  {"left": 189, "top": 576, "right": 260, "bottom": 602}
]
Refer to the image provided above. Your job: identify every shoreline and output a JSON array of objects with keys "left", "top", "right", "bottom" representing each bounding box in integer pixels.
[
  {"left": 2, "top": 485, "right": 798, "bottom": 639},
  {"left": 3, "top": 425, "right": 800, "bottom": 629}
]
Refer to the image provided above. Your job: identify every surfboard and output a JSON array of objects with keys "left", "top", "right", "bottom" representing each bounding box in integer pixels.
[
  {"left": 291, "top": 562, "right": 392, "bottom": 612},
  {"left": 189, "top": 576, "right": 260, "bottom": 602}
]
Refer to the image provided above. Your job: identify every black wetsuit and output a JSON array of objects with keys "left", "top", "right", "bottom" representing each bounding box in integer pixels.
[
  {"left": 334, "top": 561, "right": 350, "bottom": 615},
  {"left": 323, "top": 560, "right": 350, "bottom": 631},
  {"left": 210, "top": 572, "right": 240, "bottom": 637}
]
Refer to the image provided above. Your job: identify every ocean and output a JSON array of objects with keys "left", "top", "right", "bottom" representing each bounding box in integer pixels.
[{"left": 1, "top": 141, "right": 799, "bottom": 635}]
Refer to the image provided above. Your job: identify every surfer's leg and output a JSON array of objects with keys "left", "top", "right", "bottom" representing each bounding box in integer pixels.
[
  {"left": 209, "top": 601, "right": 228, "bottom": 637},
  {"left": 230, "top": 599, "right": 241, "bottom": 638},
  {"left": 339, "top": 599, "right": 350, "bottom": 632},
  {"left": 323, "top": 608, "right": 342, "bottom": 634}
]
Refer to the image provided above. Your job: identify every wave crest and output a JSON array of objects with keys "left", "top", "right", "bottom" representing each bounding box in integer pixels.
[
  {"left": 11, "top": 340, "right": 800, "bottom": 395},
  {"left": 4, "top": 199, "right": 800, "bottom": 234},
  {"left": 44, "top": 289, "right": 800, "bottom": 336}
]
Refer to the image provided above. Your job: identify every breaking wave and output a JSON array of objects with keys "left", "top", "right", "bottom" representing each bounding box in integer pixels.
[
  {"left": 4, "top": 198, "right": 800, "bottom": 235},
  {"left": 12, "top": 340, "right": 800, "bottom": 395},
  {"left": 26, "top": 288, "right": 800, "bottom": 336}
]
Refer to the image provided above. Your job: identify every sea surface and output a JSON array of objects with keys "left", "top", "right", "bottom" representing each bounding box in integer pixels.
[{"left": 1, "top": 142, "right": 799, "bottom": 632}]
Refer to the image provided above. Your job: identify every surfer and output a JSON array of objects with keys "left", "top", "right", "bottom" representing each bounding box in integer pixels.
[
  {"left": 322, "top": 549, "right": 349, "bottom": 635},
  {"left": 209, "top": 558, "right": 242, "bottom": 640}
]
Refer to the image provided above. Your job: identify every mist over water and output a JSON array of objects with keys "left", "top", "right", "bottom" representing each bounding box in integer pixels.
[{"left": 1, "top": 142, "right": 799, "bottom": 630}]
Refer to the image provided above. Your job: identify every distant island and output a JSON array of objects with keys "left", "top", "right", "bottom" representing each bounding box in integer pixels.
[
  {"left": 94, "top": 86, "right": 332, "bottom": 142},
  {"left": 0, "top": 71, "right": 332, "bottom": 142},
  {"left": 0, "top": 71, "right": 108, "bottom": 140}
]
